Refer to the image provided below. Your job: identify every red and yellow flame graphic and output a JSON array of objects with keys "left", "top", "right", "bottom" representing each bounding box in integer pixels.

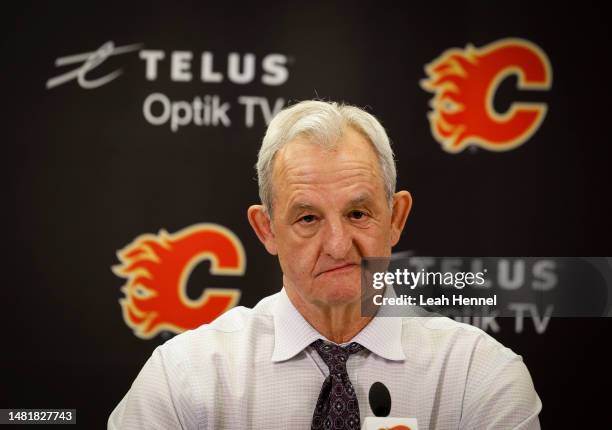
[
  {"left": 421, "top": 38, "right": 552, "bottom": 153},
  {"left": 112, "top": 223, "right": 245, "bottom": 339}
]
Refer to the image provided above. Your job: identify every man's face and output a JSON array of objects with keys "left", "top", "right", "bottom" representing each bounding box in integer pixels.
[{"left": 267, "top": 127, "right": 398, "bottom": 308}]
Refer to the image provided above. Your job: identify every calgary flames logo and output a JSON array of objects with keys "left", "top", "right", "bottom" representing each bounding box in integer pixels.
[
  {"left": 421, "top": 38, "right": 552, "bottom": 153},
  {"left": 113, "top": 223, "right": 245, "bottom": 339}
]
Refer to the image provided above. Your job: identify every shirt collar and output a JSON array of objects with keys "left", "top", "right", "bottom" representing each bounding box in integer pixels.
[
  {"left": 271, "top": 288, "right": 406, "bottom": 362},
  {"left": 271, "top": 288, "right": 323, "bottom": 362},
  {"left": 350, "top": 311, "right": 406, "bottom": 361}
]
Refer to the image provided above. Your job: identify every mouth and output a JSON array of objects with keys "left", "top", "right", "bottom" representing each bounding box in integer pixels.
[{"left": 317, "top": 263, "right": 359, "bottom": 277}]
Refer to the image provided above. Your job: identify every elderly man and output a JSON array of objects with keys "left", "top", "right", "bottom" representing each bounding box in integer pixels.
[{"left": 108, "top": 100, "right": 541, "bottom": 429}]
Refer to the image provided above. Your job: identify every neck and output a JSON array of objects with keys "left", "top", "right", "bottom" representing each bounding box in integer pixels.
[{"left": 285, "top": 286, "right": 373, "bottom": 344}]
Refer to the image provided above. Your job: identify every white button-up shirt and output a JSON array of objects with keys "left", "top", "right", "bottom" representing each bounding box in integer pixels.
[{"left": 108, "top": 288, "right": 541, "bottom": 429}]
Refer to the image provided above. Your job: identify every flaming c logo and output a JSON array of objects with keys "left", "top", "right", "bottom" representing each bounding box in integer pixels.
[
  {"left": 113, "top": 223, "right": 245, "bottom": 339},
  {"left": 421, "top": 38, "right": 552, "bottom": 153}
]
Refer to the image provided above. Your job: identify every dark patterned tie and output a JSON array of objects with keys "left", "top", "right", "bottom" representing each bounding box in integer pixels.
[{"left": 310, "top": 339, "right": 365, "bottom": 430}]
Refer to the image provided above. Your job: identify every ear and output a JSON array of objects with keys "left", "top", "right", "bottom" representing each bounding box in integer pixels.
[
  {"left": 389, "top": 191, "right": 412, "bottom": 247},
  {"left": 247, "top": 205, "right": 278, "bottom": 255}
]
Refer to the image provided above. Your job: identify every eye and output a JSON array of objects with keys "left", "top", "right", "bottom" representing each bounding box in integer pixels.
[
  {"left": 349, "top": 210, "right": 368, "bottom": 220},
  {"left": 298, "top": 214, "right": 317, "bottom": 224}
]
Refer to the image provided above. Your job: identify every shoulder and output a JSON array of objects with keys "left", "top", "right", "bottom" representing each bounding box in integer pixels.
[
  {"left": 402, "top": 315, "right": 519, "bottom": 364},
  {"left": 157, "top": 292, "right": 279, "bottom": 367},
  {"left": 399, "top": 315, "right": 529, "bottom": 388},
  {"left": 401, "top": 317, "right": 541, "bottom": 425},
  {"left": 107, "top": 293, "right": 281, "bottom": 429}
]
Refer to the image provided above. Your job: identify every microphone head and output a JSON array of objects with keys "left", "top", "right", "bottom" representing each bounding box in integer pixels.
[{"left": 368, "top": 381, "right": 391, "bottom": 417}]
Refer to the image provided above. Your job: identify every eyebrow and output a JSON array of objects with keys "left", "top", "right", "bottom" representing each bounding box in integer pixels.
[
  {"left": 287, "top": 202, "right": 316, "bottom": 218},
  {"left": 287, "top": 193, "right": 374, "bottom": 217},
  {"left": 348, "top": 194, "right": 372, "bottom": 207}
]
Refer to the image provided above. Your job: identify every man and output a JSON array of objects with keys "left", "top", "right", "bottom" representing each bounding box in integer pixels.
[{"left": 108, "top": 100, "right": 542, "bottom": 429}]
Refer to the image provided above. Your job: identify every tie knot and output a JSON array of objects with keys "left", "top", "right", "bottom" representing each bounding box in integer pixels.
[{"left": 311, "top": 339, "right": 364, "bottom": 373}]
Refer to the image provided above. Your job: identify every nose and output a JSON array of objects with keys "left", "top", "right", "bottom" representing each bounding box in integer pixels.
[{"left": 321, "top": 216, "right": 352, "bottom": 260}]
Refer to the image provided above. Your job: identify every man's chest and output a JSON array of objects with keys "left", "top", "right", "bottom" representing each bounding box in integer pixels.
[{"left": 196, "top": 355, "right": 464, "bottom": 429}]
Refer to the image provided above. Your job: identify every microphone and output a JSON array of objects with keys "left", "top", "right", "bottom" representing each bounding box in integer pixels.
[
  {"left": 369, "top": 382, "right": 391, "bottom": 417},
  {"left": 362, "top": 382, "right": 419, "bottom": 430}
]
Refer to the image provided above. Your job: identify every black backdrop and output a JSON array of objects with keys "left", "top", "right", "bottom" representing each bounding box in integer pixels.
[{"left": 4, "top": 1, "right": 612, "bottom": 427}]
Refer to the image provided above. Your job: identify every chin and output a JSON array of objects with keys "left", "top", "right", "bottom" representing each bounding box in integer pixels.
[{"left": 319, "top": 281, "right": 362, "bottom": 306}]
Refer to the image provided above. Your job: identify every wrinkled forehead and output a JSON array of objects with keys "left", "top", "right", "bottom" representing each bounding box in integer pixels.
[{"left": 270, "top": 127, "right": 386, "bottom": 202}]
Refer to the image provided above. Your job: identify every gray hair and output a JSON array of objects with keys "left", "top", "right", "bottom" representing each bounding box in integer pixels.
[{"left": 256, "top": 100, "right": 397, "bottom": 215}]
